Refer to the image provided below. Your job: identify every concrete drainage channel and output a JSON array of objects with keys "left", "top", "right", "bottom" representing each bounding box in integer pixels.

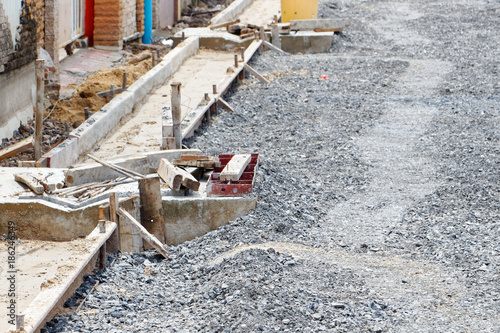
[{"left": 0, "top": 0, "right": 345, "bottom": 331}]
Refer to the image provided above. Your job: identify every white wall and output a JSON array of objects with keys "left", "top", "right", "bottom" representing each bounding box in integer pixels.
[{"left": 0, "top": 0, "right": 22, "bottom": 47}]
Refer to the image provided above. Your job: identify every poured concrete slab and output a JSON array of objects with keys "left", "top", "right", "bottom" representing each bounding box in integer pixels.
[
  {"left": 0, "top": 222, "right": 116, "bottom": 333},
  {"left": 238, "top": 0, "right": 281, "bottom": 26},
  {"left": 92, "top": 49, "right": 238, "bottom": 159}
]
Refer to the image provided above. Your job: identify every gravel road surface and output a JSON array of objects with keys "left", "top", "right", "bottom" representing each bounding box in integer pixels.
[{"left": 47, "top": 0, "right": 499, "bottom": 332}]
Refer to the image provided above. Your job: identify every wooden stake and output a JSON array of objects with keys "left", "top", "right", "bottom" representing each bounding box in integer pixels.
[
  {"left": 263, "top": 41, "right": 289, "bottom": 54},
  {"left": 272, "top": 24, "right": 281, "bottom": 49},
  {"left": 212, "top": 84, "right": 218, "bottom": 95},
  {"left": 99, "top": 243, "right": 106, "bottom": 269},
  {"left": 234, "top": 54, "right": 239, "bottom": 68},
  {"left": 218, "top": 98, "right": 235, "bottom": 112},
  {"left": 35, "top": 59, "right": 44, "bottom": 161},
  {"left": 151, "top": 51, "right": 156, "bottom": 66},
  {"left": 171, "top": 82, "right": 182, "bottom": 150},
  {"left": 240, "top": 47, "right": 245, "bottom": 62},
  {"left": 122, "top": 72, "right": 128, "bottom": 90},
  {"left": 107, "top": 193, "right": 121, "bottom": 253},
  {"left": 244, "top": 64, "right": 269, "bottom": 84},
  {"left": 259, "top": 26, "right": 266, "bottom": 53},
  {"left": 138, "top": 175, "right": 167, "bottom": 245},
  {"left": 118, "top": 208, "right": 168, "bottom": 258},
  {"left": 84, "top": 107, "right": 90, "bottom": 120}
]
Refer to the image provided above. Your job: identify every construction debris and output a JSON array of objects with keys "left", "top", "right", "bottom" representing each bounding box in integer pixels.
[
  {"left": 0, "top": 136, "right": 34, "bottom": 162},
  {"left": 172, "top": 155, "right": 221, "bottom": 169},
  {"left": 117, "top": 208, "right": 169, "bottom": 258},
  {"left": 220, "top": 154, "right": 251, "bottom": 182},
  {"left": 157, "top": 158, "right": 201, "bottom": 192}
]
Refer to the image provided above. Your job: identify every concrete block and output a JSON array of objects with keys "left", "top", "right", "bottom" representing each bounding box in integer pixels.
[
  {"left": 281, "top": 32, "right": 334, "bottom": 54},
  {"left": 163, "top": 196, "right": 257, "bottom": 245},
  {"left": 43, "top": 136, "right": 79, "bottom": 168}
]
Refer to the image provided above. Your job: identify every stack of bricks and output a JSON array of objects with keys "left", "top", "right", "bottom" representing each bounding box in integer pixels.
[
  {"left": 2, "top": 0, "right": 37, "bottom": 72},
  {"left": 94, "top": 0, "right": 124, "bottom": 49},
  {"left": 123, "top": 0, "right": 137, "bottom": 39},
  {"left": 44, "top": 0, "right": 58, "bottom": 66},
  {"left": 32, "top": 0, "right": 45, "bottom": 48},
  {"left": 136, "top": 0, "right": 145, "bottom": 33}
]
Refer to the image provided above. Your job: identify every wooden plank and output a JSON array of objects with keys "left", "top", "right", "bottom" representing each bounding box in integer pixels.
[
  {"left": 171, "top": 82, "right": 182, "bottom": 149},
  {"left": 262, "top": 41, "right": 289, "bottom": 55},
  {"left": 314, "top": 28, "right": 343, "bottom": 33},
  {"left": 117, "top": 208, "right": 169, "bottom": 258},
  {"left": 244, "top": 64, "right": 269, "bottom": 84},
  {"left": 210, "top": 18, "right": 240, "bottom": 30},
  {"left": 218, "top": 98, "right": 235, "bottom": 112},
  {"left": 290, "top": 19, "right": 350, "bottom": 31},
  {"left": 14, "top": 173, "right": 44, "bottom": 194},
  {"left": 0, "top": 136, "right": 34, "bottom": 161},
  {"left": 157, "top": 158, "right": 200, "bottom": 191},
  {"left": 87, "top": 154, "right": 144, "bottom": 180},
  {"left": 220, "top": 154, "right": 251, "bottom": 182},
  {"left": 173, "top": 155, "right": 221, "bottom": 169},
  {"left": 35, "top": 59, "right": 44, "bottom": 161},
  {"left": 157, "top": 158, "right": 183, "bottom": 191},
  {"left": 139, "top": 175, "right": 166, "bottom": 245}
]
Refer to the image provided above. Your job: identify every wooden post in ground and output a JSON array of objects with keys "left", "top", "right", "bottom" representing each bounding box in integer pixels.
[
  {"left": 98, "top": 220, "right": 106, "bottom": 269},
  {"left": 122, "top": 72, "right": 128, "bottom": 90},
  {"left": 240, "top": 47, "right": 245, "bottom": 62},
  {"left": 211, "top": 84, "right": 218, "bottom": 116},
  {"left": 259, "top": 26, "right": 266, "bottom": 53},
  {"left": 234, "top": 54, "right": 239, "bottom": 68},
  {"left": 107, "top": 193, "right": 121, "bottom": 253},
  {"left": 171, "top": 82, "right": 182, "bottom": 150},
  {"left": 151, "top": 51, "right": 156, "bottom": 66},
  {"left": 272, "top": 24, "right": 281, "bottom": 49},
  {"left": 35, "top": 59, "right": 45, "bottom": 161},
  {"left": 138, "top": 175, "right": 166, "bottom": 248}
]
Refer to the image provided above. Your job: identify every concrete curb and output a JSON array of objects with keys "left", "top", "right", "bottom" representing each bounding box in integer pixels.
[
  {"left": 43, "top": 37, "right": 200, "bottom": 168},
  {"left": 210, "top": 0, "right": 254, "bottom": 26}
]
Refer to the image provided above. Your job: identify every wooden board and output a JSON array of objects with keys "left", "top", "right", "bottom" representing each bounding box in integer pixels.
[
  {"left": 157, "top": 159, "right": 183, "bottom": 191},
  {"left": 244, "top": 64, "right": 269, "bottom": 84},
  {"left": 290, "top": 19, "right": 350, "bottom": 31},
  {"left": 157, "top": 158, "right": 200, "bottom": 191},
  {"left": 173, "top": 155, "right": 221, "bottom": 169},
  {"left": 0, "top": 136, "right": 34, "bottom": 162},
  {"left": 14, "top": 173, "right": 44, "bottom": 194},
  {"left": 220, "top": 154, "right": 251, "bottom": 182},
  {"left": 290, "top": 19, "right": 349, "bottom": 31},
  {"left": 117, "top": 208, "right": 168, "bottom": 258}
]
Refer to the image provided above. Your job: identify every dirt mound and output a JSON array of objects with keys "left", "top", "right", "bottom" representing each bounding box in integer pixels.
[{"left": 47, "top": 60, "right": 151, "bottom": 124}]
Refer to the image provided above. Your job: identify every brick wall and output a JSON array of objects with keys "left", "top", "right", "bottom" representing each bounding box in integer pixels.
[
  {"left": 0, "top": 0, "right": 38, "bottom": 74},
  {"left": 33, "top": 0, "right": 44, "bottom": 48},
  {"left": 136, "top": 0, "right": 144, "bottom": 33},
  {"left": 94, "top": 0, "right": 124, "bottom": 49},
  {"left": 123, "top": 0, "right": 137, "bottom": 38}
]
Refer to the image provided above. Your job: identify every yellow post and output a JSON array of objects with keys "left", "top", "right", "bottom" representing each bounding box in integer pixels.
[{"left": 281, "top": 0, "right": 319, "bottom": 23}]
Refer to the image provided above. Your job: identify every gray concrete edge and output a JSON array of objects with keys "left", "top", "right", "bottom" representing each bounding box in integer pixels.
[{"left": 210, "top": 0, "right": 254, "bottom": 26}]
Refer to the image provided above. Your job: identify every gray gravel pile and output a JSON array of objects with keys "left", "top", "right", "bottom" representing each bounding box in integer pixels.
[{"left": 47, "top": 0, "right": 498, "bottom": 331}]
